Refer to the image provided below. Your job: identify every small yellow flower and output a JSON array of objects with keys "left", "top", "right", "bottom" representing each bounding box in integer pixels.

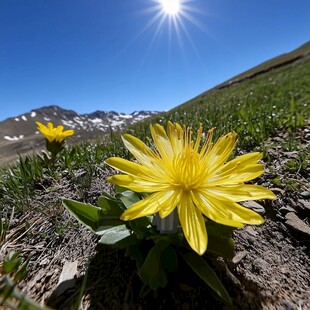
[
  {"left": 105, "top": 122, "right": 276, "bottom": 255},
  {"left": 36, "top": 122, "right": 74, "bottom": 143}
]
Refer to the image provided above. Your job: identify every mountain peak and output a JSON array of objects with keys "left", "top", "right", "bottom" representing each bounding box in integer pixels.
[{"left": 0, "top": 106, "right": 159, "bottom": 165}]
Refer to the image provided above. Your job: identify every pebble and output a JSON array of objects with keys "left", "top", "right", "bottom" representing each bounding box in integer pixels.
[
  {"left": 299, "top": 199, "right": 310, "bottom": 211},
  {"left": 232, "top": 250, "right": 248, "bottom": 264},
  {"left": 285, "top": 212, "right": 310, "bottom": 236},
  {"left": 279, "top": 206, "right": 296, "bottom": 215},
  {"left": 300, "top": 191, "right": 310, "bottom": 199},
  {"left": 271, "top": 187, "right": 285, "bottom": 195},
  {"left": 242, "top": 201, "right": 266, "bottom": 214}
]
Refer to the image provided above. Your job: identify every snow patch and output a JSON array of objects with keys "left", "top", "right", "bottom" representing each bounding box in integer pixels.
[
  {"left": 21, "top": 115, "right": 27, "bottom": 121},
  {"left": 4, "top": 135, "right": 24, "bottom": 141},
  {"left": 15, "top": 118, "right": 19, "bottom": 122},
  {"left": 119, "top": 114, "right": 132, "bottom": 119},
  {"left": 61, "top": 120, "right": 76, "bottom": 128},
  {"left": 31, "top": 111, "right": 36, "bottom": 117},
  {"left": 90, "top": 118, "right": 103, "bottom": 124}
]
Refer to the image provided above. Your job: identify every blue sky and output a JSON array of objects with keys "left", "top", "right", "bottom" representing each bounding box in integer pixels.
[{"left": 0, "top": 0, "right": 309, "bottom": 121}]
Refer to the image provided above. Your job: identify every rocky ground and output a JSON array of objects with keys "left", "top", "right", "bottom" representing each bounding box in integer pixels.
[{"left": 1, "top": 124, "right": 310, "bottom": 310}]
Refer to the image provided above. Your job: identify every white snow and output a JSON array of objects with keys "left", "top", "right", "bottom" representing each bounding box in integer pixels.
[
  {"left": 30, "top": 111, "right": 36, "bottom": 117},
  {"left": 110, "top": 120, "right": 124, "bottom": 127},
  {"left": 61, "top": 120, "right": 76, "bottom": 128},
  {"left": 15, "top": 118, "right": 19, "bottom": 122},
  {"left": 89, "top": 118, "right": 103, "bottom": 124},
  {"left": 119, "top": 114, "right": 132, "bottom": 119},
  {"left": 21, "top": 115, "right": 27, "bottom": 121},
  {"left": 4, "top": 135, "right": 24, "bottom": 141},
  {"left": 44, "top": 117, "right": 51, "bottom": 121}
]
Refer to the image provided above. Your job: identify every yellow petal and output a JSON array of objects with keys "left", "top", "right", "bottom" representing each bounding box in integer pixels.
[
  {"left": 202, "top": 132, "right": 237, "bottom": 175},
  {"left": 151, "top": 124, "right": 174, "bottom": 161},
  {"left": 206, "top": 192, "right": 264, "bottom": 225},
  {"left": 122, "top": 134, "right": 157, "bottom": 167},
  {"left": 121, "top": 191, "right": 175, "bottom": 220},
  {"left": 158, "top": 189, "right": 182, "bottom": 218},
  {"left": 47, "top": 122, "right": 54, "bottom": 130},
  {"left": 105, "top": 157, "right": 149, "bottom": 176},
  {"left": 178, "top": 192, "right": 208, "bottom": 255},
  {"left": 167, "top": 122, "right": 184, "bottom": 154},
  {"left": 107, "top": 174, "right": 170, "bottom": 192},
  {"left": 57, "top": 129, "right": 74, "bottom": 142},
  {"left": 206, "top": 185, "right": 276, "bottom": 202},
  {"left": 192, "top": 191, "right": 245, "bottom": 228},
  {"left": 208, "top": 152, "right": 265, "bottom": 185}
]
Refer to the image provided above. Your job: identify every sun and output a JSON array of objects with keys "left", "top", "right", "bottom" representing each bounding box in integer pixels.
[
  {"left": 127, "top": 0, "right": 207, "bottom": 58},
  {"left": 159, "top": 0, "right": 180, "bottom": 15}
]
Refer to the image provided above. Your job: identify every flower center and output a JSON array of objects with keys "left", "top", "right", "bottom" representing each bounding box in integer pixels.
[{"left": 172, "top": 149, "right": 202, "bottom": 191}]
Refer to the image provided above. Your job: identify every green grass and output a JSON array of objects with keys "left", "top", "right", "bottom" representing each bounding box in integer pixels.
[{"left": 0, "top": 52, "right": 309, "bottom": 309}]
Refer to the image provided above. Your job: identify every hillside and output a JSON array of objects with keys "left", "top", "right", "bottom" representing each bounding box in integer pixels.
[
  {"left": 0, "top": 41, "right": 309, "bottom": 310},
  {"left": 173, "top": 40, "right": 310, "bottom": 110}
]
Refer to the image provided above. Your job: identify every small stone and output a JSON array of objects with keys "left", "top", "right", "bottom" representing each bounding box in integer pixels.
[
  {"left": 285, "top": 212, "right": 310, "bottom": 236},
  {"left": 300, "top": 191, "right": 310, "bottom": 199},
  {"left": 232, "top": 250, "right": 248, "bottom": 264},
  {"left": 242, "top": 201, "right": 265, "bottom": 214},
  {"left": 49, "top": 260, "right": 78, "bottom": 300},
  {"left": 299, "top": 199, "right": 310, "bottom": 211},
  {"left": 244, "top": 226, "right": 258, "bottom": 236},
  {"left": 270, "top": 187, "right": 285, "bottom": 195},
  {"left": 279, "top": 206, "right": 296, "bottom": 215},
  {"left": 39, "top": 258, "right": 50, "bottom": 266}
]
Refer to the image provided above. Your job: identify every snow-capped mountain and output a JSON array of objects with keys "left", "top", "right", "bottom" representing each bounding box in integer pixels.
[{"left": 0, "top": 105, "right": 159, "bottom": 165}]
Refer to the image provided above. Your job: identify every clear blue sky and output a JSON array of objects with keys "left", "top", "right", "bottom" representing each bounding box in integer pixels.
[{"left": 1, "top": 0, "right": 309, "bottom": 121}]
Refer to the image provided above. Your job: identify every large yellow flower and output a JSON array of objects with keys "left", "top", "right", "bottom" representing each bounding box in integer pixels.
[
  {"left": 105, "top": 122, "right": 276, "bottom": 255},
  {"left": 36, "top": 122, "right": 74, "bottom": 143}
]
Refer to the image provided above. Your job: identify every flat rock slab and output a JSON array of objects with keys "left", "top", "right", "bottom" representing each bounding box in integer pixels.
[{"left": 285, "top": 212, "right": 310, "bottom": 236}]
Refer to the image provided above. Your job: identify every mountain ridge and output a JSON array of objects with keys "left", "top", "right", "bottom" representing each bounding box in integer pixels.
[{"left": 0, "top": 105, "right": 158, "bottom": 165}]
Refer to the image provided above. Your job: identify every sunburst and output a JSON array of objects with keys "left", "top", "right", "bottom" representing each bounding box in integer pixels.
[{"left": 137, "top": 0, "right": 205, "bottom": 54}]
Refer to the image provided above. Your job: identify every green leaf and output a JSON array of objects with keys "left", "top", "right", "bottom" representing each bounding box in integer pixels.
[
  {"left": 63, "top": 199, "right": 103, "bottom": 232},
  {"left": 207, "top": 235, "right": 235, "bottom": 259},
  {"left": 97, "top": 192, "right": 125, "bottom": 216},
  {"left": 114, "top": 185, "right": 127, "bottom": 193},
  {"left": 14, "top": 256, "right": 31, "bottom": 282},
  {"left": 205, "top": 220, "right": 235, "bottom": 259},
  {"left": 3, "top": 252, "right": 22, "bottom": 274},
  {"left": 138, "top": 239, "right": 170, "bottom": 290},
  {"left": 182, "top": 252, "right": 232, "bottom": 305},
  {"left": 96, "top": 225, "right": 131, "bottom": 245},
  {"left": 205, "top": 220, "right": 236, "bottom": 238},
  {"left": 113, "top": 233, "right": 140, "bottom": 248},
  {"left": 129, "top": 217, "right": 152, "bottom": 239},
  {"left": 116, "top": 190, "right": 141, "bottom": 208}
]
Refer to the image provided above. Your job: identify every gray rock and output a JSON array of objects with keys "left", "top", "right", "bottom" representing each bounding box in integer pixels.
[
  {"left": 299, "top": 199, "right": 310, "bottom": 211},
  {"left": 279, "top": 206, "right": 296, "bottom": 215},
  {"left": 300, "top": 191, "right": 310, "bottom": 199},
  {"left": 285, "top": 212, "right": 310, "bottom": 236},
  {"left": 242, "top": 201, "right": 265, "bottom": 214}
]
